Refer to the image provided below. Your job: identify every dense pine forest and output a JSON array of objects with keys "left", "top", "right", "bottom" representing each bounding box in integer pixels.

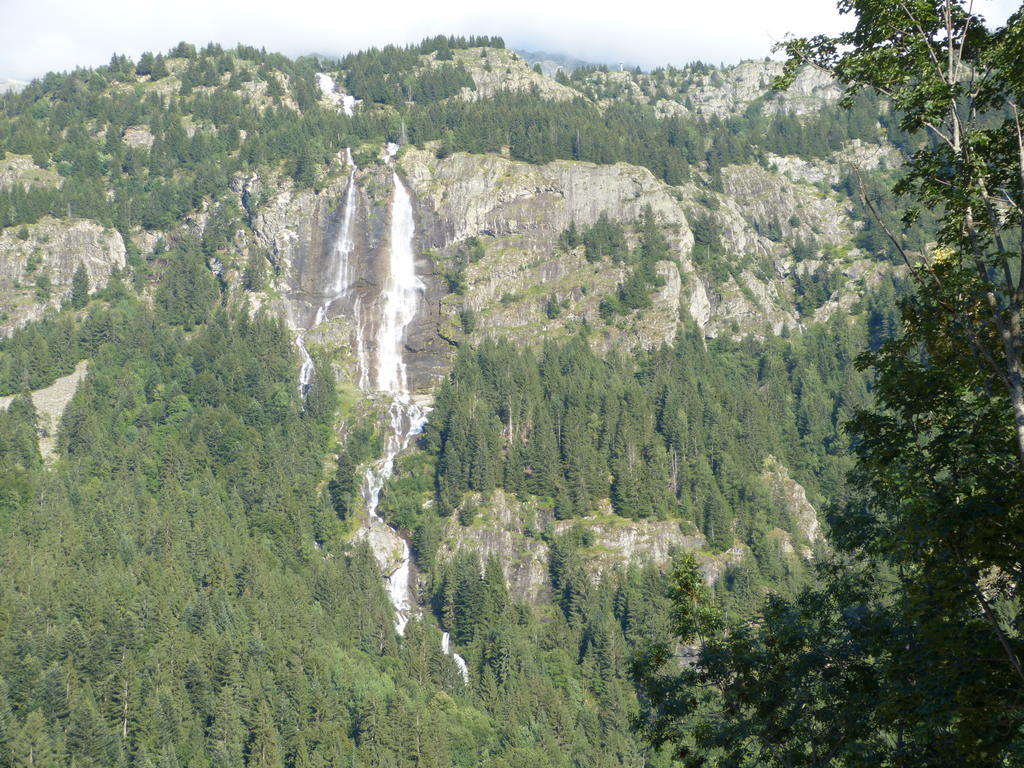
[
  {"left": 0, "top": 1, "right": 1023, "bottom": 766},
  {"left": 0, "top": 275, "right": 678, "bottom": 767}
]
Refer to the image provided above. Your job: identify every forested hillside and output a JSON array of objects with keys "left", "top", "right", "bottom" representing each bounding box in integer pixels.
[{"left": 0, "top": 21, "right": 968, "bottom": 768}]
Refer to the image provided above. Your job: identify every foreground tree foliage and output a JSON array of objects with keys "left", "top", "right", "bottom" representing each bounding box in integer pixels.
[{"left": 638, "top": 1, "right": 1024, "bottom": 765}]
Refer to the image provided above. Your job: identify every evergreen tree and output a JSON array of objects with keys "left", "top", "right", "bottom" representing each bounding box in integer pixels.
[
  {"left": 70, "top": 263, "right": 89, "bottom": 309},
  {"left": 10, "top": 711, "right": 61, "bottom": 768}
]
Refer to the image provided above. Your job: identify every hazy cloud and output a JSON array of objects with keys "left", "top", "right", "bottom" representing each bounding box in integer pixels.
[{"left": 0, "top": 0, "right": 1017, "bottom": 81}]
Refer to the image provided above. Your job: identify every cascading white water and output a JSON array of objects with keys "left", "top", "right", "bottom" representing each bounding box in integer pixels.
[
  {"left": 297, "top": 333, "right": 314, "bottom": 395},
  {"left": 297, "top": 304, "right": 327, "bottom": 395},
  {"left": 315, "top": 72, "right": 359, "bottom": 116},
  {"left": 331, "top": 149, "right": 358, "bottom": 300},
  {"left": 356, "top": 166, "right": 428, "bottom": 638},
  {"left": 374, "top": 172, "right": 425, "bottom": 395},
  {"left": 442, "top": 631, "right": 470, "bottom": 683},
  {"left": 353, "top": 297, "right": 370, "bottom": 391},
  {"left": 296, "top": 152, "right": 358, "bottom": 396},
  {"left": 298, "top": 147, "right": 466, "bottom": 678}
]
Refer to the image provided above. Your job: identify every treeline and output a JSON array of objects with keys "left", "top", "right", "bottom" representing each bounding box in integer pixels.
[
  {"left": 345, "top": 60, "right": 476, "bottom": 106},
  {"left": 410, "top": 89, "right": 901, "bottom": 188},
  {"left": 339, "top": 34, "right": 504, "bottom": 105},
  {"left": 339, "top": 35, "right": 504, "bottom": 77}
]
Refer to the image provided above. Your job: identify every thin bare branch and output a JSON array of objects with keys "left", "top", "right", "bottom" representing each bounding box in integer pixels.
[
  {"left": 954, "top": 0, "right": 975, "bottom": 80},
  {"left": 953, "top": 542, "right": 1024, "bottom": 686},
  {"left": 857, "top": 167, "right": 1012, "bottom": 392},
  {"left": 898, "top": 1, "right": 948, "bottom": 79},
  {"left": 922, "top": 119, "right": 957, "bottom": 149}
]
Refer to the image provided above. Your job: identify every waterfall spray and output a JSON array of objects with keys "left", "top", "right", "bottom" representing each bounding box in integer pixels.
[{"left": 356, "top": 166, "right": 428, "bottom": 636}]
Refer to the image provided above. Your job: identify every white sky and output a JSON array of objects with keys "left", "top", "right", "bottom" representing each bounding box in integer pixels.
[{"left": 0, "top": 0, "right": 1018, "bottom": 81}]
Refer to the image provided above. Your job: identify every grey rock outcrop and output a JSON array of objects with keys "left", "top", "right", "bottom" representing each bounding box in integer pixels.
[
  {"left": 0, "top": 359, "right": 88, "bottom": 459},
  {"left": 122, "top": 125, "right": 155, "bottom": 149},
  {"left": 437, "top": 491, "right": 729, "bottom": 603},
  {"left": 448, "top": 47, "right": 578, "bottom": 102},
  {"left": 0, "top": 218, "right": 126, "bottom": 334},
  {"left": 0, "top": 155, "right": 60, "bottom": 189},
  {"left": 233, "top": 157, "right": 449, "bottom": 392},
  {"left": 398, "top": 145, "right": 885, "bottom": 346},
  {"left": 401, "top": 148, "right": 707, "bottom": 350},
  {"left": 768, "top": 139, "right": 903, "bottom": 186},
  {"left": 762, "top": 455, "right": 822, "bottom": 555}
]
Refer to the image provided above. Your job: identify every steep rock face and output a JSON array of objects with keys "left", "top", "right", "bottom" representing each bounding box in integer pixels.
[
  {"left": 677, "top": 155, "right": 887, "bottom": 338},
  {"left": 214, "top": 148, "right": 863, "bottom": 604},
  {"left": 401, "top": 148, "right": 706, "bottom": 350},
  {"left": 357, "top": 518, "right": 411, "bottom": 575},
  {"left": 436, "top": 493, "right": 550, "bottom": 603},
  {"left": 768, "top": 139, "right": 903, "bottom": 186},
  {"left": 215, "top": 152, "right": 863, "bottom": 605},
  {"left": 401, "top": 146, "right": 883, "bottom": 346},
  {"left": 0, "top": 218, "right": 126, "bottom": 334},
  {"left": 403, "top": 149, "right": 693, "bottom": 247},
  {"left": 719, "top": 163, "right": 852, "bottom": 248},
  {"left": 562, "top": 515, "right": 705, "bottom": 577},
  {"left": 811, "top": 256, "right": 898, "bottom": 323},
  {"left": 762, "top": 455, "right": 822, "bottom": 556},
  {"left": 231, "top": 166, "right": 352, "bottom": 330},
  {"left": 651, "top": 61, "right": 842, "bottom": 119},
  {"left": 761, "top": 63, "right": 844, "bottom": 116},
  {"left": 235, "top": 157, "right": 449, "bottom": 392},
  {"left": 685, "top": 165, "right": 841, "bottom": 336},
  {"left": 448, "top": 47, "right": 578, "bottom": 102}
]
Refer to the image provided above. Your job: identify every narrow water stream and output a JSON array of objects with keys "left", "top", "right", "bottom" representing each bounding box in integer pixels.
[{"left": 296, "top": 148, "right": 357, "bottom": 395}]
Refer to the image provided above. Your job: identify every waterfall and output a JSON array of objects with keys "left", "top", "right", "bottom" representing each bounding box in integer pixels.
[
  {"left": 296, "top": 332, "right": 314, "bottom": 396},
  {"left": 441, "top": 632, "right": 470, "bottom": 683},
  {"left": 315, "top": 72, "right": 359, "bottom": 116},
  {"left": 374, "top": 172, "right": 425, "bottom": 395},
  {"left": 356, "top": 167, "right": 428, "bottom": 638},
  {"left": 357, "top": 168, "right": 468, "bottom": 680},
  {"left": 330, "top": 149, "right": 358, "bottom": 300},
  {"left": 357, "top": 168, "right": 428, "bottom": 515},
  {"left": 296, "top": 295, "right": 327, "bottom": 396},
  {"left": 302, "top": 145, "right": 468, "bottom": 679},
  {"left": 296, "top": 151, "right": 357, "bottom": 396}
]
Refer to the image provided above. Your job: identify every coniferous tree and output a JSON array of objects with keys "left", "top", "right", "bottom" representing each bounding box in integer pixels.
[
  {"left": 10, "top": 711, "right": 61, "bottom": 768},
  {"left": 70, "top": 263, "right": 89, "bottom": 309}
]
